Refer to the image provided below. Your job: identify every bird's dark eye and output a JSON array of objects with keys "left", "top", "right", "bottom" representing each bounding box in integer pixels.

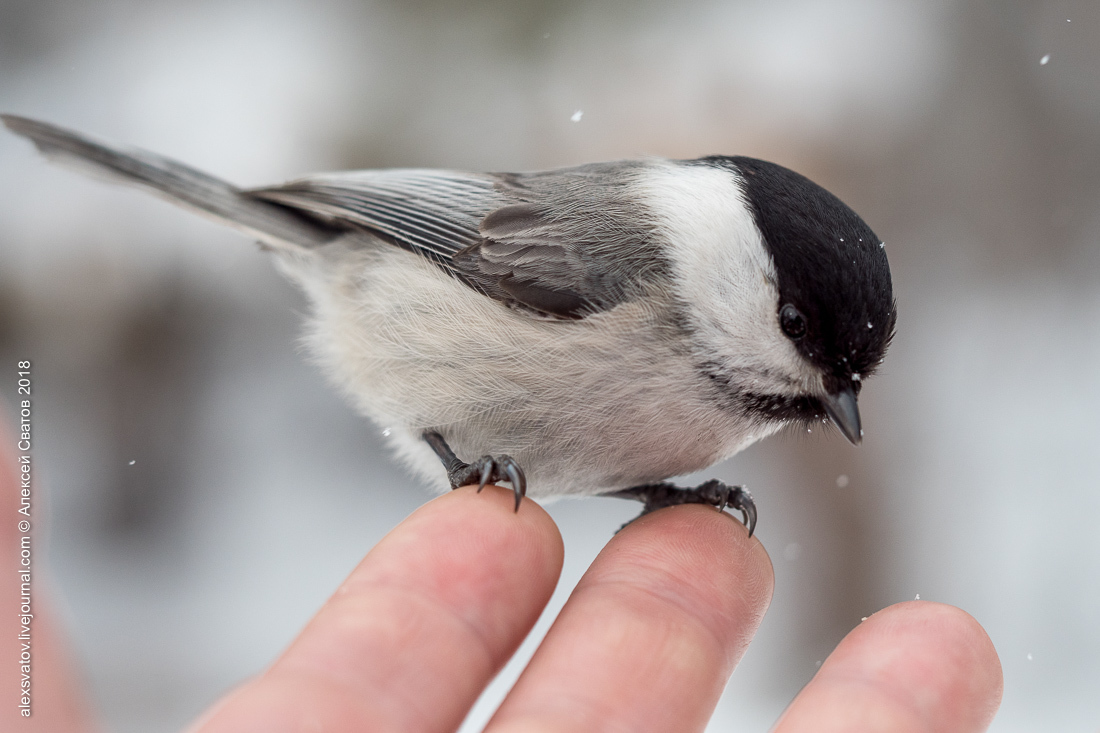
[{"left": 780, "top": 304, "right": 807, "bottom": 340}]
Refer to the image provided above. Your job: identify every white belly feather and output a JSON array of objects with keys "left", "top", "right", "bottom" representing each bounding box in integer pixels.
[{"left": 278, "top": 237, "right": 774, "bottom": 498}]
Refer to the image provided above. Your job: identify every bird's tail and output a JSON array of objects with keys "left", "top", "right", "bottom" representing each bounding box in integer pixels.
[{"left": 2, "top": 114, "right": 340, "bottom": 251}]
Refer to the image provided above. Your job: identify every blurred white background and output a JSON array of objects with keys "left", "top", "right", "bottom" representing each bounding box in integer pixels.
[{"left": 1, "top": 0, "right": 1098, "bottom": 730}]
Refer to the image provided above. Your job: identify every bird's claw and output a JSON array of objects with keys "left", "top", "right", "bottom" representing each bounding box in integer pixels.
[
  {"left": 476, "top": 458, "right": 494, "bottom": 492},
  {"left": 454, "top": 454, "right": 528, "bottom": 512},
  {"left": 422, "top": 432, "right": 529, "bottom": 512},
  {"left": 607, "top": 480, "right": 757, "bottom": 537},
  {"left": 696, "top": 479, "right": 756, "bottom": 536}
]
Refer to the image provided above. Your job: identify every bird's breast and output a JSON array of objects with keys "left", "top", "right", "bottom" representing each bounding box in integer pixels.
[{"left": 282, "top": 242, "right": 765, "bottom": 497}]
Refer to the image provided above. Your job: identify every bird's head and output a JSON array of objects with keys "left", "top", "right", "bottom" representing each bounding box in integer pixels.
[{"left": 647, "top": 156, "right": 896, "bottom": 445}]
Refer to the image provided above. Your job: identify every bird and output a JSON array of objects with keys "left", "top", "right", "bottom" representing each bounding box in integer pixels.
[{"left": 2, "top": 115, "right": 896, "bottom": 536}]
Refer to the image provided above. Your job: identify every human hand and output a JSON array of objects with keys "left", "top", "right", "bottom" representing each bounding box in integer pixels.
[
  {"left": 2, "top": 433, "right": 1002, "bottom": 732},
  {"left": 184, "top": 485, "right": 1002, "bottom": 732}
]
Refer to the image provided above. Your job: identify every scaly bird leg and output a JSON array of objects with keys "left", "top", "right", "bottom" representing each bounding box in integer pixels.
[{"left": 422, "top": 431, "right": 527, "bottom": 512}]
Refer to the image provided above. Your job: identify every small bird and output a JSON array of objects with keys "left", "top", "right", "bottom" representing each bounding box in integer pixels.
[{"left": 3, "top": 115, "right": 896, "bottom": 536}]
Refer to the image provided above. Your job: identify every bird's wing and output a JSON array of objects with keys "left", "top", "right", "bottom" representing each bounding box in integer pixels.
[
  {"left": 249, "top": 169, "right": 496, "bottom": 267},
  {"left": 248, "top": 162, "right": 662, "bottom": 319}
]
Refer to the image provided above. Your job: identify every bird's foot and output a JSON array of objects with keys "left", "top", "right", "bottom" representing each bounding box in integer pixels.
[
  {"left": 449, "top": 455, "right": 527, "bottom": 511},
  {"left": 607, "top": 480, "right": 757, "bottom": 537},
  {"left": 422, "top": 431, "right": 527, "bottom": 512}
]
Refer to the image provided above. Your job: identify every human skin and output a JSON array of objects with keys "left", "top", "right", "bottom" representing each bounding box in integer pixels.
[{"left": 0, "top": 428, "right": 1002, "bottom": 732}]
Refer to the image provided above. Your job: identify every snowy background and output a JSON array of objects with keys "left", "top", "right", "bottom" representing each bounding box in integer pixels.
[{"left": 1, "top": 0, "right": 1098, "bottom": 730}]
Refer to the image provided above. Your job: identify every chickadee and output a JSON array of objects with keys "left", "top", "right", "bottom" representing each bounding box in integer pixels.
[{"left": 3, "top": 115, "right": 896, "bottom": 536}]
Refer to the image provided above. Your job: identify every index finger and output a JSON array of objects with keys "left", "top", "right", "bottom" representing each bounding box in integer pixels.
[{"left": 191, "top": 485, "right": 564, "bottom": 733}]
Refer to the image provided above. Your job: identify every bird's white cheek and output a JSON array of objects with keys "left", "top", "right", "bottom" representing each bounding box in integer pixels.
[{"left": 636, "top": 163, "right": 821, "bottom": 394}]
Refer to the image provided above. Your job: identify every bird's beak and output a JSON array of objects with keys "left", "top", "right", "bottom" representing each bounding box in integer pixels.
[{"left": 822, "top": 386, "right": 862, "bottom": 445}]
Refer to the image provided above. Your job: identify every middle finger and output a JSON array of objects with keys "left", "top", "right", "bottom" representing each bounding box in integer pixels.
[{"left": 487, "top": 505, "right": 774, "bottom": 732}]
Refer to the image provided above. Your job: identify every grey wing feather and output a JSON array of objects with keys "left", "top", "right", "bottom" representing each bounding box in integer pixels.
[
  {"left": 251, "top": 162, "right": 665, "bottom": 318},
  {"left": 470, "top": 163, "right": 668, "bottom": 316},
  {"left": 247, "top": 170, "right": 501, "bottom": 268},
  {"left": 1, "top": 115, "right": 341, "bottom": 250}
]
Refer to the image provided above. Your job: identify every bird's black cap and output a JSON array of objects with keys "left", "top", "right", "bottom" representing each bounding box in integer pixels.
[{"left": 698, "top": 155, "right": 896, "bottom": 391}]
